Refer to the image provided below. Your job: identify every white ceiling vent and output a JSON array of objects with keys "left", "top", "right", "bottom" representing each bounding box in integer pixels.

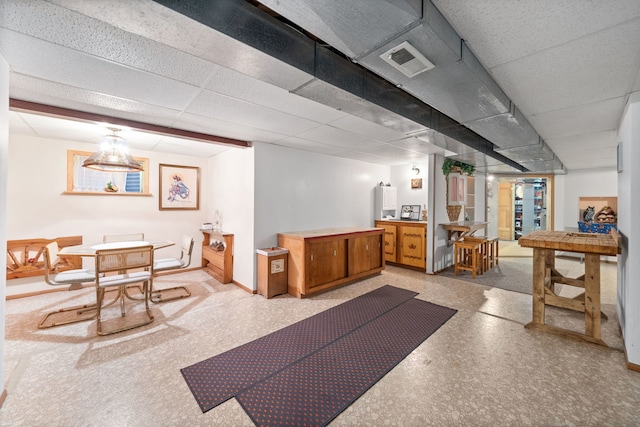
[{"left": 380, "top": 41, "right": 435, "bottom": 78}]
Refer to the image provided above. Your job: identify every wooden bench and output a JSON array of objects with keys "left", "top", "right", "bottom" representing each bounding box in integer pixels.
[{"left": 6, "top": 236, "right": 83, "bottom": 280}]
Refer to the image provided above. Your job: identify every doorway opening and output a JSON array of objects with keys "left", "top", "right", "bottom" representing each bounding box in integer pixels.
[{"left": 486, "top": 175, "right": 554, "bottom": 242}]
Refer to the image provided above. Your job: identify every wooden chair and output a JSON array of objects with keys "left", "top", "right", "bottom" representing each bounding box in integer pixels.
[
  {"left": 453, "top": 239, "right": 482, "bottom": 278},
  {"left": 151, "top": 235, "right": 194, "bottom": 303},
  {"left": 102, "top": 232, "right": 144, "bottom": 243},
  {"left": 39, "top": 242, "right": 97, "bottom": 329},
  {"left": 94, "top": 245, "right": 154, "bottom": 335}
]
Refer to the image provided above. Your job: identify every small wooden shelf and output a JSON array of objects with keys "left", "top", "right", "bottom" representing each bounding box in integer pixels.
[{"left": 201, "top": 230, "right": 234, "bottom": 284}]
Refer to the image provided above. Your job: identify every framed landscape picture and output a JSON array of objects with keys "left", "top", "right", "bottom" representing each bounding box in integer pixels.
[{"left": 159, "top": 164, "right": 200, "bottom": 210}]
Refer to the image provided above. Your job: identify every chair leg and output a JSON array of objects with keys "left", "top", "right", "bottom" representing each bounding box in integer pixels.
[{"left": 38, "top": 303, "right": 97, "bottom": 329}]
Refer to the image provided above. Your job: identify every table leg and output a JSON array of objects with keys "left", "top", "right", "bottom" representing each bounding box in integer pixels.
[
  {"left": 584, "top": 253, "right": 601, "bottom": 339},
  {"left": 531, "top": 248, "right": 547, "bottom": 325}
]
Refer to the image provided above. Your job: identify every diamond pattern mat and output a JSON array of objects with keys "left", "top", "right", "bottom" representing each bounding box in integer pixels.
[{"left": 181, "top": 285, "right": 419, "bottom": 412}]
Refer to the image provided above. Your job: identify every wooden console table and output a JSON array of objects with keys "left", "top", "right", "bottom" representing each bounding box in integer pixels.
[
  {"left": 278, "top": 227, "right": 384, "bottom": 298},
  {"left": 201, "top": 230, "right": 234, "bottom": 284},
  {"left": 441, "top": 221, "right": 487, "bottom": 244},
  {"left": 518, "top": 230, "right": 620, "bottom": 346}
]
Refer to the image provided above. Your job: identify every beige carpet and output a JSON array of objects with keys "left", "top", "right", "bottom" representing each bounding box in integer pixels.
[
  {"left": 498, "top": 240, "right": 533, "bottom": 257},
  {"left": 436, "top": 256, "right": 595, "bottom": 295}
]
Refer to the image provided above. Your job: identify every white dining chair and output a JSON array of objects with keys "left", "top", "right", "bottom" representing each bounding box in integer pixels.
[
  {"left": 94, "top": 245, "right": 154, "bottom": 335},
  {"left": 151, "top": 235, "right": 195, "bottom": 302},
  {"left": 39, "top": 242, "right": 97, "bottom": 329},
  {"left": 102, "top": 232, "right": 144, "bottom": 243}
]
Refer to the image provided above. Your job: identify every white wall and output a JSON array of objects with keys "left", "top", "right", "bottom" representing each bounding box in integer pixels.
[
  {"left": 252, "top": 142, "right": 390, "bottom": 289},
  {"left": 617, "top": 91, "right": 640, "bottom": 366},
  {"left": 1, "top": 52, "right": 9, "bottom": 402},
  {"left": 6, "top": 134, "right": 211, "bottom": 295},
  {"left": 554, "top": 168, "right": 618, "bottom": 231},
  {"left": 391, "top": 161, "right": 428, "bottom": 215},
  {"left": 209, "top": 146, "right": 255, "bottom": 289},
  {"left": 427, "top": 154, "right": 453, "bottom": 274}
]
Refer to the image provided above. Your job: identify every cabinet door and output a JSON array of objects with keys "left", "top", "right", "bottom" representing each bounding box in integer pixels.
[
  {"left": 306, "top": 239, "right": 347, "bottom": 289},
  {"left": 382, "top": 186, "right": 397, "bottom": 210},
  {"left": 378, "top": 224, "right": 397, "bottom": 263},
  {"left": 349, "top": 233, "right": 383, "bottom": 276},
  {"left": 399, "top": 225, "right": 426, "bottom": 269}
]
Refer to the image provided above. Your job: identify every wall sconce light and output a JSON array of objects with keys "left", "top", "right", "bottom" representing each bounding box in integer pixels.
[{"left": 411, "top": 164, "right": 420, "bottom": 175}]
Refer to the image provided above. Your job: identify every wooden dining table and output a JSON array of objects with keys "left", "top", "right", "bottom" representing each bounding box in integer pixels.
[
  {"left": 59, "top": 240, "right": 174, "bottom": 257},
  {"left": 518, "top": 230, "right": 620, "bottom": 346}
]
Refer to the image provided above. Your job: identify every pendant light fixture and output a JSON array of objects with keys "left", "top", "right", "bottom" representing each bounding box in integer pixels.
[{"left": 83, "top": 127, "right": 143, "bottom": 172}]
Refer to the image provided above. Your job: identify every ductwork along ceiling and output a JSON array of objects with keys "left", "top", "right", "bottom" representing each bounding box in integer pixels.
[{"left": 155, "top": 0, "right": 566, "bottom": 174}]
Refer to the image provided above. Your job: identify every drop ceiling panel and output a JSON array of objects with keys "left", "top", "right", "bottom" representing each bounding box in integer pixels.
[
  {"left": 2, "top": 31, "right": 201, "bottom": 111},
  {"left": 175, "top": 112, "right": 286, "bottom": 143},
  {"left": 551, "top": 147, "right": 616, "bottom": 171},
  {"left": 431, "top": 0, "right": 640, "bottom": 68},
  {"left": 0, "top": 4, "right": 217, "bottom": 87},
  {"left": 528, "top": 97, "right": 625, "bottom": 140},
  {"left": 490, "top": 20, "right": 640, "bottom": 116},
  {"left": 546, "top": 130, "right": 618, "bottom": 154},
  {"left": 186, "top": 90, "right": 320, "bottom": 136},
  {"left": 206, "top": 67, "right": 345, "bottom": 124},
  {"left": 294, "top": 125, "right": 386, "bottom": 151},
  {"left": 9, "top": 74, "right": 185, "bottom": 126}
]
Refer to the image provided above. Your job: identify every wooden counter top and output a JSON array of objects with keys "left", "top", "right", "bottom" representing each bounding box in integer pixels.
[
  {"left": 278, "top": 227, "right": 382, "bottom": 240},
  {"left": 518, "top": 230, "right": 619, "bottom": 256},
  {"left": 375, "top": 219, "right": 427, "bottom": 225}
]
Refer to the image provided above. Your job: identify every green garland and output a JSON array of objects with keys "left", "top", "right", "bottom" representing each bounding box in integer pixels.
[{"left": 442, "top": 158, "right": 475, "bottom": 176}]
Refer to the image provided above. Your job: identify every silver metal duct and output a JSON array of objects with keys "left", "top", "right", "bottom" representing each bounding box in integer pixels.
[
  {"left": 255, "top": 0, "right": 565, "bottom": 174},
  {"left": 153, "top": 0, "right": 561, "bottom": 174}
]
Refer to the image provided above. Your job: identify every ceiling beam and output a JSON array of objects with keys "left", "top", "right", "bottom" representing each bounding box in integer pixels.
[{"left": 9, "top": 98, "right": 251, "bottom": 148}]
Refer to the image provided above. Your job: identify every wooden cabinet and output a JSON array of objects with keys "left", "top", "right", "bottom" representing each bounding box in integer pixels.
[
  {"left": 375, "top": 220, "right": 426, "bottom": 270},
  {"left": 348, "top": 233, "right": 382, "bottom": 276},
  {"left": 278, "top": 227, "right": 384, "bottom": 298},
  {"left": 378, "top": 223, "right": 397, "bottom": 263},
  {"left": 201, "top": 230, "right": 234, "bottom": 284}
]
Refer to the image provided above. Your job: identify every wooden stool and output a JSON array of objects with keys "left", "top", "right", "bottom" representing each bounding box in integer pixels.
[
  {"left": 462, "top": 236, "right": 489, "bottom": 273},
  {"left": 453, "top": 240, "right": 482, "bottom": 278}
]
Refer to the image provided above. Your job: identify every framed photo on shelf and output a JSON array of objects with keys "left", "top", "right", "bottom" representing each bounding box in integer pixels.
[{"left": 159, "top": 164, "right": 200, "bottom": 210}]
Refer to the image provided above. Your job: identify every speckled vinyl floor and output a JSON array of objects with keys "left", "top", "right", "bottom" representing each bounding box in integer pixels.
[{"left": 1, "top": 258, "right": 639, "bottom": 426}]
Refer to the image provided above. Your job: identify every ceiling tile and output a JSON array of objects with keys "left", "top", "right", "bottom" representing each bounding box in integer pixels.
[
  {"left": 490, "top": 19, "right": 640, "bottom": 116},
  {"left": 186, "top": 90, "right": 321, "bottom": 136},
  {"left": 294, "top": 125, "right": 386, "bottom": 151},
  {"left": 432, "top": 0, "right": 640, "bottom": 68},
  {"left": 2, "top": 30, "right": 201, "bottom": 111},
  {"left": 529, "top": 97, "right": 626, "bottom": 139},
  {"left": 175, "top": 112, "right": 286, "bottom": 144},
  {"left": 206, "top": 67, "right": 345, "bottom": 124}
]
